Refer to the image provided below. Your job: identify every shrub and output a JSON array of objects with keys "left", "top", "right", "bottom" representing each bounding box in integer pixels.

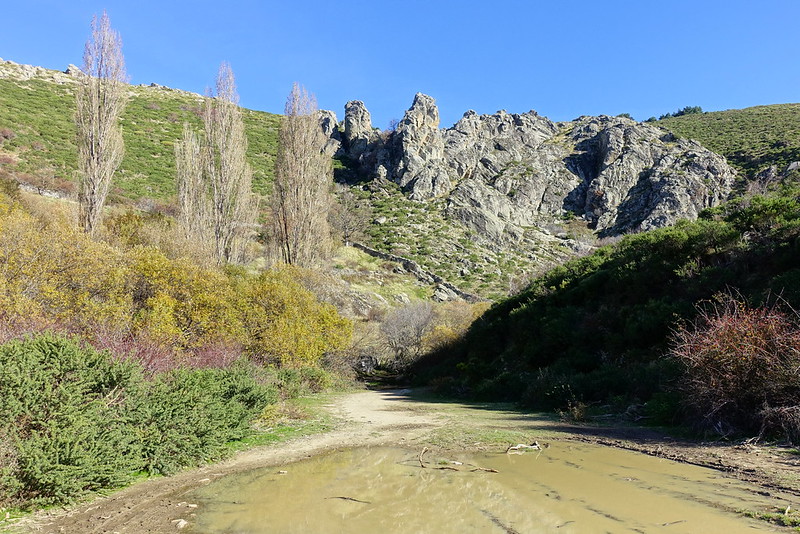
[
  {"left": 670, "top": 293, "right": 800, "bottom": 440},
  {"left": 0, "top": 334, "right": 276, "bottom": 507},
  {"left": 380, "top": 302, "right": 434, "bottom": 363},
  {"left": 128, "top": 363, "right": 275, "bottom": 475},
  {"left": 0, "top": 334, "right": 142, "bottom": 506},
  {"left": 238, "top": 266, "right": 352, "bottom": 367}
]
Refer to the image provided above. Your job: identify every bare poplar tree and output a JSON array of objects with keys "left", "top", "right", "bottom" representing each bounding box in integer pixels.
[
  {"left": 176, "top": 63, "right": 256, "bottom": 263},
  {"left": 272, "top": 83, "right": 333, "bottom": 266},
  {"left": 175, "top": 123, "right": 210, "bottom": 243},
  {"left": 205, "top": 62, "right": 258, "bottom": 263},
  {"left": 75, "top": 11, "right": 127, "bottom": 236}
]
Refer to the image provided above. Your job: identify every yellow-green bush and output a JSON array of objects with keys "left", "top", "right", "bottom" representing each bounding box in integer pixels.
[
  {"left": 0, "top": 192, "right": 352, "bottom": 367},
  {"left": 237, "top": 265, "right": 352, "bottom": 367}
]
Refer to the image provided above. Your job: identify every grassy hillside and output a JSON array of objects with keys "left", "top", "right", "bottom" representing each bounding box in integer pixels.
[
  {"left": 5, "top": 63, "right": 800, "bottom": 299},
  {"left": 658, "top": 104, "right": 800, "bottom": 179},
  {"left": 0, "top": 76, "right": 280, "bottom": 202},
  {"left": 0, "top": 69, "right": 561, "bottom": 298}
]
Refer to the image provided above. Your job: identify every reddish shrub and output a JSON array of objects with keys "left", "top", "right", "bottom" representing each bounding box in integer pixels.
[
  {"left": 0, "top": 128, "right": 16, "bottom": 141},
  {"left": 185, "top": 341, "right": 242, "bottom": 369},
  {"left": 89, "top": 325, "right": 177, "bottom": 375},
  {"left": 671, "top": 293, "right": 800, "bottom": 440}
]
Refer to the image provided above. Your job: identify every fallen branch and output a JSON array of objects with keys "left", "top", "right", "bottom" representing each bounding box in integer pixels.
[
  {"left": 468, "top": 465, "right": 499, "bottom": 473},
  {"left": 325, "top": 496, "right": 371, "bottom": 504},
  {"left": 506, "top": 441, "right": 546, "bottom": 454},
  {"left": 418, "top": 447, "right": 498, "bottom": 473}
]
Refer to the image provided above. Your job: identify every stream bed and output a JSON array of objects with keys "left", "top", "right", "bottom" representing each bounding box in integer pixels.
[{"left": 189, "top": 443, "right": 791, "bottom": 533}]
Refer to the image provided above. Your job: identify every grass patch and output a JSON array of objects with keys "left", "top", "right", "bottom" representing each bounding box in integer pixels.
[
  {"left": 658, "top": 103, "right": 800, "bottom": 179},
  {"left": 227, "top": 394, "right": 339, "bottom": 450}
]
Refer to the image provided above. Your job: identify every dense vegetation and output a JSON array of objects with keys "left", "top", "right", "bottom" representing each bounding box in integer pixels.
[
  {"left": 0, "top": 335, "right": 275, "bottom": 507},
  {"left": 416, "top": 185, "right": 800, "bottom": 439},
  {"left": 0, "top": 182, "right": 351, "bottom": 509}
]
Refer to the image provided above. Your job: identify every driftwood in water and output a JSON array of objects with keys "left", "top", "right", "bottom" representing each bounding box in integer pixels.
[
  {"left": 418, "top": 447, "right": 498, "bottom": 473},
  {"left": 506, "top": 441, "right": 548, "bottom": 454},
  {"left": 325, "top": 496, "right": 371, "bottom": 504}
]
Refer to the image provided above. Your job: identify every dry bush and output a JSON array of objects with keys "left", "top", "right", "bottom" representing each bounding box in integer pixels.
[
  {"left": 17, "top": 171, "right": 76, "bottom": 196},
  {"left": 380, "top": 302, "right": 434, "bottom": 364},
  {"left": 671, "top": 293, "right": 800, "bottom": 440}
]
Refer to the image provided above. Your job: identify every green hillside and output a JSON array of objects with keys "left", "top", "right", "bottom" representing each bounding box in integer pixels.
[
  {"left": 658, "top": 104, "right": 800, "bottom": 179},
  {"left": 0, "top": 76, "right": 280, "bottom": 202},
  {"left": 4, "top": 65, "right": 800, "bottom": 300},
  {"left": 0, "top": 69, "right": 561, "bottom": 298}
]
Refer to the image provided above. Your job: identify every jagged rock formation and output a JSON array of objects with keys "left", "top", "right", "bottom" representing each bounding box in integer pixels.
[
  {"left": 389, "top": 93, "right": 452, "bottom": 199},
  {"left": 341, "top": 100, "right": 377, "bottom": 160},
  {"left": 331, "top": 94, "right": 735, "bottom": 242}
]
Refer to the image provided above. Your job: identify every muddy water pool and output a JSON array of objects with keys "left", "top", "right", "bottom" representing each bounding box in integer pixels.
[{"left": 189, "top": 444, "right": 791, "bottom": 533}]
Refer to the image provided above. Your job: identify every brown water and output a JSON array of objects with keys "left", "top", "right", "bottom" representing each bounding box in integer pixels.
[{"left": 189, "top": 444, "right": 788, "bottom": 533}]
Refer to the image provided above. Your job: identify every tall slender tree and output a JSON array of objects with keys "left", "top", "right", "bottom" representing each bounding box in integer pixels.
[
  {"left": 176, "top": 62, "right": 256, "bottom": 264},
  {"left": 175, "top": 124, "right": 209, "bottom": 243},
  {"left": 271, "top": 83, "right": 333, "bottom": 266},
  {"left": 75, "top": 11, "right": 127, "bottom": 236}
]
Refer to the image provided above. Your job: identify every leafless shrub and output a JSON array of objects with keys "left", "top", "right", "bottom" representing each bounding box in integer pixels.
[
  {"left": 329, "top": 184, "right": 368, "bottom": 246},
  {"left": 670, "top": 292, "right": 800, "bottom": 441},
  {"left": 380, "top": 302, "right": 434, "bottom": 364},
  {"left": 0, "top": 128, "right": 16, "bottom": 141}
]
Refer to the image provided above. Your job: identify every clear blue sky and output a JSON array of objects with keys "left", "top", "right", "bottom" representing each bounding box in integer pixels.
[{"left": 2, "top": 1, "right": 798, "bottom": 129}]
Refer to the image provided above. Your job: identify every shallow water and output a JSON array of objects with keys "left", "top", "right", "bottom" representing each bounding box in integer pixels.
[{"left": 189, "top": 444, "right": 788, "bottom": 533}]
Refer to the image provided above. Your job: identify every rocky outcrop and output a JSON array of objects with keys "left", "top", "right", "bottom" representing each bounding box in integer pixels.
[
  {"left": 562, "top": 117, "right": 733, "bottom": 235},
  {"left": 0, "top": 59, "right": 79, "bottom": 85},
  {"left": 317, "top": 109, "right": 341, "bottom": 156},
  {"left": 388, "top": 93, "right": 452, "bottom": 200},
  {"left": 334, "top": 96, "right": 736, "bottom": 241},
  {"left": 341, "top": 100, "right": 377, "bottom": 160}
]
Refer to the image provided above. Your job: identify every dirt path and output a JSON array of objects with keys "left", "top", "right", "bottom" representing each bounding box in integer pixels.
[{"left": 14, "top": 389, "right": 800, "bottom": 533}]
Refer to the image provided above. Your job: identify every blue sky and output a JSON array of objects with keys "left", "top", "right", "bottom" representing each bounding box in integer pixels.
[{"left": 1, "top": 1, "right": 798, "bottom": 129}]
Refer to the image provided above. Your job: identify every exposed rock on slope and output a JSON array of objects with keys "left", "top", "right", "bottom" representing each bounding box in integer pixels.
[
  {"left": 389, "top": 93, "right": 452, "bottom": 200},
  {"left": 332, "top": 95, "right": 735, "bottom": 242}
]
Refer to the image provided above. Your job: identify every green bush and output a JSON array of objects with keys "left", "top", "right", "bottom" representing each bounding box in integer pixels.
[
  {"left": 0, "top": 334, "right": 276, "bottom": 508},
  {"left": 0, "top": 334, "right": 142, "bottom": 505},
  {"left": 417, "top": 188, "right": 800, "bottom": 418},
  {"left": 129, "top": 363, "right": 276, "bottom": 475}
]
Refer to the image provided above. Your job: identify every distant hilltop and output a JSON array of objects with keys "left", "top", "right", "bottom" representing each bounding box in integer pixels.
[{"left": 0, "top": 58, "right": 199, "bottom": 97}]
